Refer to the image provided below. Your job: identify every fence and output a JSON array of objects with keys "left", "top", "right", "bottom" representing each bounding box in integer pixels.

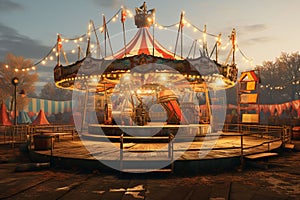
[
  {"left": 0, "top": 124, "right": 76, "bottom": 148},
  {"left": 0, "top": 123, "right": 291, "bottom": 172}
]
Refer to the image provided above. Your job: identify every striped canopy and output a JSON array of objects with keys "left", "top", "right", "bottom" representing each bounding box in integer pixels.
[{"left": 108, "top": 27, "right": 182, "bottom": 60}]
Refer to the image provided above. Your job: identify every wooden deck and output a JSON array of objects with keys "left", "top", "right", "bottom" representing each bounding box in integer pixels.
[{"left": 33, "top": 134, "right": 282, "bottom": 161}]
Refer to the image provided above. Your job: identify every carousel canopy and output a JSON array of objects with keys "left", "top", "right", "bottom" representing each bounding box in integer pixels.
[
  {"left": 107, "top": 27, "right": 182, "bottom": 60},
  {"left": 54, "top": 2, "right": 238, "bottom": 92}
]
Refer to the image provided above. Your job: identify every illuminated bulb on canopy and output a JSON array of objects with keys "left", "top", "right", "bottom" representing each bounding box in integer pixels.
[
  {"left": 91, "top": 77, "right": 98, "bottom": 83},
  {"left": 5, "top": 65, "right": 9, "bottom": 68},
  {"left": 32, "top": 66, "right": 36, "bottom": 70},
  {"left": 15, "top": 69, "right": 19, "bottom": 72}
]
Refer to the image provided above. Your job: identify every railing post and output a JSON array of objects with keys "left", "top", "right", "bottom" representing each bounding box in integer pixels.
[
  {"left": 240, "top": 133, "right": 244, "bottom": 169},
  {"left": 50, "top": 136, "right": 54, "bottom": 167},
  {"left": 287, "top": 126, "right": 291, "bottom": 143},
  {"left": 168, "top": 134, "right": 174, "bottom": 159},
  {"left": 268, "top": 130, "right": 270, "bottom": 151},
  {"left": 169, "top": 133, "right": 174, "bottom": 172},
  {"left": 282, "top": 126, "right": 286, "bottom": 148},
  {"left": 12, "top": 126, "right": 15, "bottom": 150},
  {"left": 120, "top": 133, "right": 124, "bottom": 171}
]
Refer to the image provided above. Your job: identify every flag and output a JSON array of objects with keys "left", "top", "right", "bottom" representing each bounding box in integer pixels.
[{"left": 121, "top": 9, "right": 126, "bottom": 23}]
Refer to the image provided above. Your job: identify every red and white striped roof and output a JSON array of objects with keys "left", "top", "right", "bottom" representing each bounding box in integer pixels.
[{"left": 108, "top": 27, "right": 182, "bottom": 60}]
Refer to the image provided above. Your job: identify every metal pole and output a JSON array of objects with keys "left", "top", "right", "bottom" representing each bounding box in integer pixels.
[
  {"left": 11, "top": 77, "right": 19, "bottom": 149},
  {"left": 14, "top": 84, "right": 17, "bottom": 125},
  {"left": 120, "top": 134, "right": 124, "bottom": 171},
  {"left": 240, "top": 133, "right": 244, "bottom": 169}
]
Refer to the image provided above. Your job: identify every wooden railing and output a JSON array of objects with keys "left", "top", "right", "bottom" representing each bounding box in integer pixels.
[{"left": 0, "top": 124, "right": 76, "bottom": 147}]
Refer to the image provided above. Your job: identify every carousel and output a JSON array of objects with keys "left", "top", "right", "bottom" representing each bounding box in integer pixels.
[{"left": 54, "top": 2, "right": 238, "bottom": 137}]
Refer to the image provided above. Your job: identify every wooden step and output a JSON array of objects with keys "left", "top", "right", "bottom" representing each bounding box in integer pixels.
[
  {"left": 284, "top": 143, "right": 294, "bottom": 149},
  {"left": 121, "top": 168, "right": 173, "bottom": 173},
  {"left": 245, "top": 152, "right": 278, "bottom": 159}
]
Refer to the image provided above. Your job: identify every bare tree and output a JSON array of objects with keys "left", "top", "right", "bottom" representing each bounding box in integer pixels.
[
  {"left": 0, "top": 53, "right": 38, "bottom": 110},
  {"left": 255, "top": 52, "right": 300, "bottom": 104}
]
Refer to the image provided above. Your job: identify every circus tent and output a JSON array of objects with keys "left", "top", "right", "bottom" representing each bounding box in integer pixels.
[
  {"left": 32, "top": 110, "right": 50, "bottom": 125},
  {"left": 0, "top": 103, "right": 12, "bottom": 126}
]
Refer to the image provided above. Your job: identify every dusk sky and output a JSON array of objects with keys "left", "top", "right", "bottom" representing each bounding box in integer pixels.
[{"left": 1, "top": 0, "right": 299, "bottom": 92}]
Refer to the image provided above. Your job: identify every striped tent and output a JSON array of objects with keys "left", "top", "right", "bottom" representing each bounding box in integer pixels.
[
  {"left": 25, "top": 98, "right": 72, "bottom": 115},
  {"left": 107, "top": 27, "right": 182, "bottom": 60}
]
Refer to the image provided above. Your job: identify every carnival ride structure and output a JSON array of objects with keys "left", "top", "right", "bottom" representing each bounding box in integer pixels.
[{"left": 53, "top": 2, "right": 239, "bottom": 136}]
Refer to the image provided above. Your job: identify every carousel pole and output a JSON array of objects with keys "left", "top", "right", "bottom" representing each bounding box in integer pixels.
[
  {"left": 56, "top": 34, "right": 62, "bottom": 66},
  {"left": 86, "top": 21, "right": 91, "bottom": 56},
  {"left": 77, "top": 45, "right": 81, "bottom": 60},
  {"left": 121, "top": 7, "right": 127, "bottom": 57},
  {"left": 216, "top": 33, "right": 221, "bottom": 63},
  {"left": 152, "top": 12, "right": 156, "bottom": 56},
  {"left": 203, "top": 25, "right": 208, "bottom": 56},
  {"left": 81, "top": 83, "right": 89, "bottom": 132},
  {"left": 204, "top": 83, "right": 212, "bottom": 125},
  {"left": 103, "top": 15, "right": 107, "bottom": 57},
  {"left": 91, "top": 20, "right": 101, "bottom": 58},
  {"left": 174, "top": 11, "right": 184, "bottom": 58},
  {"left": 231, "top": 28, "right": 236, "bottom": 65},
  {"left": 180, "top": 12, "right": 184, "bottom": 58},
  {"left": 193, "top": 40, "right": 197, "bottom": 58}
]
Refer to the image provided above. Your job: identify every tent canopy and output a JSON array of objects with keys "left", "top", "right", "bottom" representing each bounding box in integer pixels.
[
  {"left": 32, "top": 109, "right": 50, "bottom": 125},
  {"left": 0, "top": 103, "right": 12, "bottom": 126}
]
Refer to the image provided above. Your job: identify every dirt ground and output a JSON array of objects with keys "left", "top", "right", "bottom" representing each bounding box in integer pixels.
[{"left": 0, "top": 143, "right": 299, "bottom": 200}]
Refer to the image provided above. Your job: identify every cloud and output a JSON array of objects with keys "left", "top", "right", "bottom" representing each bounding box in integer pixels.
[
  {"left": 91, "top": 0, "right": 140, "bottom": 9},
  {"left": 0, "top": 0, "right": 23, "bottom": 12},
  {"left": 241, "top": 36, "right": 274, "bottom": 46},
  {"left": 91, "top": 0, "right": 122, "bottom": 8},
  {"left": 0, "top": 22, "right": 51, "bottom": 60},
  {"left": 241, "top": 24, "right": 268, "bottom": 32}
]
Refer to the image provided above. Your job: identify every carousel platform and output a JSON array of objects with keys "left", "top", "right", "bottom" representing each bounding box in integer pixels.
[{"left": 28, "top": 127, "right": 283, "bottom": 174}]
